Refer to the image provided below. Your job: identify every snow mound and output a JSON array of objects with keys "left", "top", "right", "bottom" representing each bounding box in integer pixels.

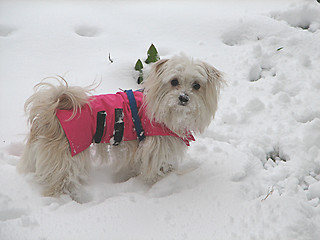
[
  {"left": 221, "top": 16, "right": 290, "bottom": 46},
  {"left": 271, "top": 2, "right": 320, "bottom": 32}
]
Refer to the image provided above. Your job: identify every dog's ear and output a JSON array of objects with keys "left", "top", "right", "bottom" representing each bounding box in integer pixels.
[
  {"left": 153, "top": 59, "right": 169, "bottom": 76},
  {"left": 200, "top": 62, "right": 225, "bottom": 120},
  {"left": 202, "top": 62, "right": 224, "bottom": 92}
]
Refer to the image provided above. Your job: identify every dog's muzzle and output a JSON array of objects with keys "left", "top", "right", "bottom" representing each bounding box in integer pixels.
[{"left": 178, "top": 93, "right": 190, "bottom": 106}]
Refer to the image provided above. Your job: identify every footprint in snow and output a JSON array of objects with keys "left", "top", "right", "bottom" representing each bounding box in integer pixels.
[
  {"left": 270, "top": 4, "right": 320, "bottom": 32},
  {"left": 0, "top": 208, "right": 27, "bottom": 221},
  {"left": 75, "top": 25, "right": 101, "bottom": 37},
  {"left": 0, "top": 25, "right": 15, "bottom": 37}
]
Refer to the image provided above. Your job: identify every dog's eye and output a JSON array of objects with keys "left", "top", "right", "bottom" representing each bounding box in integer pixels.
[
  {"left": 192, "top": 82, "right": 201, "bottom": 90},
  {"left": 171, "top": 79, "right": 179, "bottom": 87}
]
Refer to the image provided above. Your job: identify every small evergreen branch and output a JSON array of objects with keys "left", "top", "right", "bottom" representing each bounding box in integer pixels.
[
  {"left": 134, "top": 44, "right": 160, "bottom": 84},
  {"left": 135, "top": 59, "right": 144, "bottom": 84},
  {"left": 145, "top": 44, "right": 160, "bottom": 64},
  {"left": 135, "top": 59, "right": 143, "bottom": 72}
]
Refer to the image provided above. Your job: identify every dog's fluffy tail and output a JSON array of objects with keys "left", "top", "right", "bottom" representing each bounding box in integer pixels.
[{"left": 25, "top": 77, "right": 93, "bottom": 126}]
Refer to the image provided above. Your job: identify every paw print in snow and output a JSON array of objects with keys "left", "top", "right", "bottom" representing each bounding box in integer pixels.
[
  {"left": 0, "top": 25, "right": 15, "bottom": 37},
  {"left": 75, "top": 26, "right": 100, "bottom": 37}
]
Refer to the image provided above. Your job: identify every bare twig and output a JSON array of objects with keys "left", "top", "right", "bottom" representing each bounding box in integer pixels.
[
  {"left": 261, "top": 186, "right": 275, "bottom": 202},
  {"left": 108, "top": 53, "right": 114, "bottom": 63}
]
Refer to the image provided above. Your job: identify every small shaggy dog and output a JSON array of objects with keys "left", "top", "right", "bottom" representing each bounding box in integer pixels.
[{"left": 18, "top": 55, "right": 223, "bottom": 201}]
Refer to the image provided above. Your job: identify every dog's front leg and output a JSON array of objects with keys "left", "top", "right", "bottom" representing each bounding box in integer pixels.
[{"left": 134, "top": 136, "right": 187, "bottom": 182}]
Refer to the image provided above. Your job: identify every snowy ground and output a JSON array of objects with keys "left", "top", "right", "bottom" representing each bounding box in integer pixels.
[{"left": 1, "top": 0, "right": 320, "bottom": 239}]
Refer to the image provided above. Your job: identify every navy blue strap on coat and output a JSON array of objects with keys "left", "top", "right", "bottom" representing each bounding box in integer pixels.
[{"left": 126, "top": 89, "right": 146, "bottom": 142}]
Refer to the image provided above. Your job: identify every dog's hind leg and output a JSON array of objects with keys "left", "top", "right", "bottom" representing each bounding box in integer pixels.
[
  {"left": 18, "top": 78, "right": 93, "bottom": 201},
  {"left": 18, "top": 139, "right": 38, "bottom": 174},
  {"left": 19, "top": 115, "right": 91, "bottom": 201},
  {"left": 34, "top": 137, "right": 91, "bottom": 201}
]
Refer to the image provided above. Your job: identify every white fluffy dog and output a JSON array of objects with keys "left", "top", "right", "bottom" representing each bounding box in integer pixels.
[{"left": 18, "top": 55, "right": 223, "bottom": 201}]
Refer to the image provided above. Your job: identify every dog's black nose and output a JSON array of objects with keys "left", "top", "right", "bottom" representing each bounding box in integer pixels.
[{"left": 179, "top": 93, "right": 190, "bottom": 105}]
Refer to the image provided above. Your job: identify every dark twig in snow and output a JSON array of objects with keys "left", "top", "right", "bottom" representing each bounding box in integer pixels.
[
  {"left": 108, "top": 53, "right": 114, "bottom": 63},
  {"left": 261, "top": 186, "right": 274, "bottom": 202}
]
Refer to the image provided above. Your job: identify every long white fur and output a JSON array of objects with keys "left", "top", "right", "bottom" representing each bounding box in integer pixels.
[{"left": 18, "top": 55, "right": 223, "bottom": 201}]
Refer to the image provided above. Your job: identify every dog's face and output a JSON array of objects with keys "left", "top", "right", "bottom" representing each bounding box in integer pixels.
[{"left": 143, "top": 55, "right": 223, "bottom": 136}]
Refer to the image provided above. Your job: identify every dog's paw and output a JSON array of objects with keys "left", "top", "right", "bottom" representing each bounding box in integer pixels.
[{"left": 160, "top": 163, "right": 175, "bottom": 176}]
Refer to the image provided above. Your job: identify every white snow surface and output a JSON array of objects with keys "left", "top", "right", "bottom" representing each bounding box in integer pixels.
[{"left": 1, "top": 0, "right": 320, "bottom": 239}]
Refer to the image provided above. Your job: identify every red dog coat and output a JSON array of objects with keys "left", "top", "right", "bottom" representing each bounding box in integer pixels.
[{"left": 56, "top": 91, "right": 195, "bottom": 156}]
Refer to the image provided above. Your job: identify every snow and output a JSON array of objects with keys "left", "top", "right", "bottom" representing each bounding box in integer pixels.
[{"left": 1, "top": 0, "right": 320, "bottom": 239}]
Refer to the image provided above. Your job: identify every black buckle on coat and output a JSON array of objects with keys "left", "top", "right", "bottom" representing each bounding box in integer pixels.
[
  {"left": 93, "top": 111, "right": 106, "bottom": 143},
  {"left": 113, "top": 108, "right": 124, "bottom": 146}
]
